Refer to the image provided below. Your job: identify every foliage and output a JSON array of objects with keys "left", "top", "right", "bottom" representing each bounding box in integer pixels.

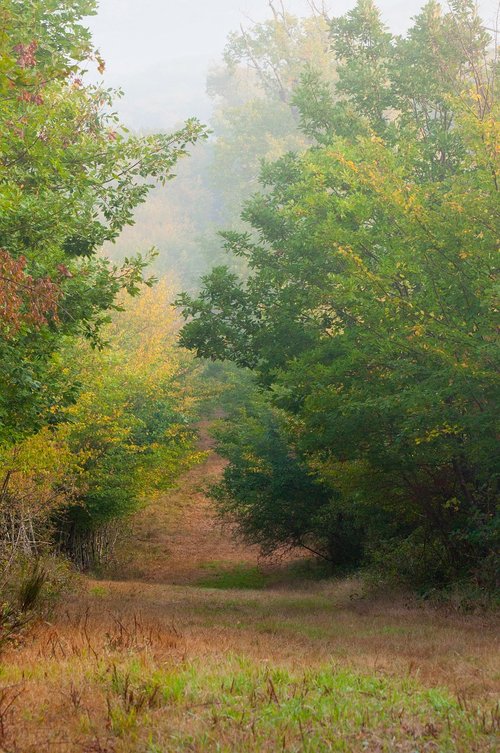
[
  {"left": 212, "top": 399, "right": 363, "bottom": 566},
  {"left": 0, "top": 2, "right": 208, "bottom": 576},
  {"left": 0, "top": 0, "right": 207, "bottom": 442},
  {"left": 54, "top": 281, "right": 204, "bottom": 568},
  {"left": 1, "top": 280, "right": 204, "bottom": 572},
  {"left": 178, "top": 1, "right": 499, "bottom": 588},
  {"left": 0, "top": 428, "right": 77, "bottom": 558},
  {"left": 209, "top": 6, "right": 333, "bottom": 220},
  {"left": 108, "top": 5, "right": 334, "bottom": 286}
]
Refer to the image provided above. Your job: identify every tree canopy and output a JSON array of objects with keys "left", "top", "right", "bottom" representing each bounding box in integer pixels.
[
  {"left": 0, "top": 0, "right": 206, "bottom": 441},
  {"left": 178, "top": 0, "right": 499, "bottom": 587}
]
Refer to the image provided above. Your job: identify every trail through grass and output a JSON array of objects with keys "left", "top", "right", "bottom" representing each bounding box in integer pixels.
[{"left": 1, "top": 429, "right": 498, "bottom": 752}]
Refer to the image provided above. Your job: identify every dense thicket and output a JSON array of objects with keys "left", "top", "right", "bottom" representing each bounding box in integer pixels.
[
  {"left": 179, "top": 0, "right": 499, "bottom": 589},
  {"left": 0, "top": 1, "right": 206, "bottom": 573}
]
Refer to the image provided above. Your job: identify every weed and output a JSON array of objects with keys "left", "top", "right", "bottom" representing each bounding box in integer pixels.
[{"left": 18, "top": 562, "right": 47, "bottom": 613}]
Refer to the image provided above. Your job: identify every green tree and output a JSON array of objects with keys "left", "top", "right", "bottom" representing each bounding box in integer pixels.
[
  {"left": 1, "top": 281, "right": 204, "bottom": 571},
  {"left": 212, "top": 398, "right": 364, "bottom": 566},
  {"left": 0, "top": 0, "right": 206, "bottom": 441},
  {"left": 56, "top": 283, "right": 204, "bottom": 569},
  {"left": 179, "top": 1, "right": 499, "bottom": 587}
]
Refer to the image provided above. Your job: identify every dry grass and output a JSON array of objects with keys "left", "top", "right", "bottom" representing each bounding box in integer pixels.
[
  {"left": 111, "top": 421, "right": 263, "bottom": 585},
  {"left": 1, "top": 433, "right": 498, "bottom": 752},
  {"left": 65, "top": 578, "right": 500, "bottom": 698},
  {"left": 1, "top": 587, "right": 498, "bottom": 752}
]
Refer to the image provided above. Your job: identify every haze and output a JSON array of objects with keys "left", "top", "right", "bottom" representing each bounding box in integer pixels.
[
  {"left": 89, "top": 0, "right": 500, "bottom": 128},
  {"left": 4, "top": 3, "right": 500, "bottom": 747}
]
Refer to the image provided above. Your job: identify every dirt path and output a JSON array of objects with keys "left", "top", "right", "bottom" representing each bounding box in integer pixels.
[{"left": 115, "top": 421, "right": 262, "bottom": 584}]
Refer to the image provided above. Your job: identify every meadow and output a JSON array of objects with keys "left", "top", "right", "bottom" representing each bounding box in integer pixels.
[{"left": 1, "top": 444, "right": 498, "bottom": 753}]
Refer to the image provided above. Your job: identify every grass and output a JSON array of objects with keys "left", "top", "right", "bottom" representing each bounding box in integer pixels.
[
  {"left": 100, "top": 659, "right": 499, "bottom": 752},
  {"left": 195, "top": 557, "right": 346, "bottom": 592},
  {"left": 197, "top": 562, "right": 271, "bottom": 590},
  {"left": 1, "top": 441, "right": 498, "bottom": 752},
  {"left": 1, "top": 632, "right": 498, "bottom": 752},
  {"left": 89, "top": 584, "right": 109, "bottom": 598},
  {"left": 0, "top": 581, "right": 498, "bottom": 752}
]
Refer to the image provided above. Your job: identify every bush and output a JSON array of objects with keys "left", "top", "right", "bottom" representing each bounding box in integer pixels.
[{"left": 212, "top": 401, "right": 364, "bottom": 568}]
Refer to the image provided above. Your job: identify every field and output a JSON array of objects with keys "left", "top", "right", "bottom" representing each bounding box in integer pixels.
[{"left": 1, "top": 435, "right": 498, "bottom": 753}]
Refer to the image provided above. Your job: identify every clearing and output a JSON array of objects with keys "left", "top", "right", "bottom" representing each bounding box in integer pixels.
[{"left": 1, "top": 428, "right": 498, "bottom": 752}]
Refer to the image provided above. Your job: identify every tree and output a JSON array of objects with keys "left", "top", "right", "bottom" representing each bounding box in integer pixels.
[
  {"left": 56, "top": 281, "right": 205, "bottom": 569},
  {"left": 178, "top": 1, "right": 499, "bottom": 587},
  {"left": 1, "top": 280, "right": 204, "bottom": 571},
  {"left": 0, "top": 1, "right": 208, "bottom": 579},
  {"left": 0, "top": 0, "right": 207, "bottom": 441},
  {"left": 207, "top": 7, "right": 333, "bottom": 222},
  {"left": 106, "top": 5, "right": 334, "bottom": 286},
  {"left": 212, "top": 398, "right": 363, "bottom": 566}
]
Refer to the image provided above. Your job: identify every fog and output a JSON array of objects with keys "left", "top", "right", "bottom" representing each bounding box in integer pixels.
[
  {"left": 88, "top": 0, "right": 500, "bottom": 290},
  {"left": 89, "top": 1, "right": 500, "bottom": 128}
]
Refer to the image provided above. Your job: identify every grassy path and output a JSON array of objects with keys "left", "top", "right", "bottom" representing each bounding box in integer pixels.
[
  {"left": 1, "top": 429, "right": 499, "bottom": 752},
  {"left": 111, "top": 421, "right": 262, "bottom": 586}
]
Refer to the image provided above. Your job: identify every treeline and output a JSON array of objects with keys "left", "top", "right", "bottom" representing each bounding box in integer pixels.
[
  {"left": 0, "top": 0, "right": 206, "bottom": 586},
  {"left": 1, "top": 0, "right": 497, "bottom": 601},
  {"left": 179, "top": 0, "right": 499, "bottom": 591}
]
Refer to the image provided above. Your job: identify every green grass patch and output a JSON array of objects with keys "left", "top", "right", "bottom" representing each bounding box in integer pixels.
[
  {"left": 97, "top": 657, "right": 498, "bottom": 752},
  {"left": 88, "top": 584, "right": 108, "bottom": 598},
  {"left": 197, "top": 563, "right": 271, "bottom": 590}
]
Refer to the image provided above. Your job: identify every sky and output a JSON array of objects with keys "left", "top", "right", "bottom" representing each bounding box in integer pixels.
[{"left": 88, "top": 0, "right": 499, "bottom": 129}]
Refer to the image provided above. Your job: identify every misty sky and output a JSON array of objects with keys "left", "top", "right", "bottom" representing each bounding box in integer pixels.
[{"left": 88, "top": 1, "right": 499, "bottom": 129}]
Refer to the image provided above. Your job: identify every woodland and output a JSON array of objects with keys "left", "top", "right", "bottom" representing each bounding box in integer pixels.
[{"left": 0, "top": 1, "right": 498, "bottom": 752}]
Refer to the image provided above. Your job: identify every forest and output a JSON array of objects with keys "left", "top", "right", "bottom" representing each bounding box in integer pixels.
[{"left": 0, "top": 1, "right": 498, "bottom": 751}]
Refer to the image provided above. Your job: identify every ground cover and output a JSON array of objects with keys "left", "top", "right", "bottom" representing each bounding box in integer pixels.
[{"left": 1, "top": 440, "right": 498, "bottom": 752}]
